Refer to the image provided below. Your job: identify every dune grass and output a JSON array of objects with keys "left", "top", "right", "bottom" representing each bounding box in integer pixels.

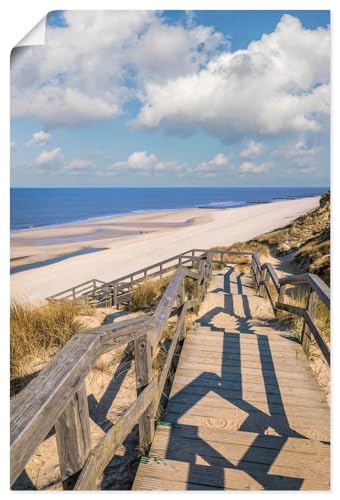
[
  {"left": 127, "top": 272, "right": 197, "bottom": 312},
  {"left": 10, "top": 300, "right": 91, "bottom": 389},
  {"left": 210, "top": 241, "right": 269, "bottom": 271}
]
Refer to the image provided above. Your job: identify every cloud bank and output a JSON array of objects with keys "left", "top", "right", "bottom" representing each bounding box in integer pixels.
[{"left": 11, "top": 12, "right": 329, "bottom": 144}]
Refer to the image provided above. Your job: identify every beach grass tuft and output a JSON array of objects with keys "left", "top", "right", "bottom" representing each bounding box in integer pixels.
[{"left": 10, "top": 300, "right": 89, "bottom": 391}]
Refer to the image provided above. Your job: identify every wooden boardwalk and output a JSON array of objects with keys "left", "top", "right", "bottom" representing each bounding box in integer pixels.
[{"left": 133, "top": 268, "right": 330, "bottom": 490}]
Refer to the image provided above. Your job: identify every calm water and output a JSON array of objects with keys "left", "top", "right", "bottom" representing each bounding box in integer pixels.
[{"left": 10, "top": 187, "right": 327, "bottom": 231}]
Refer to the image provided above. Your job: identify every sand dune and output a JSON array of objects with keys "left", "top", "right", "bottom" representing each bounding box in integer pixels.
[{"left": 10, "top": 197, "right": 319, "bottom": 304}]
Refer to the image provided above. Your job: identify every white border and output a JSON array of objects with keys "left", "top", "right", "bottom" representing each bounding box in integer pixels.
[{"left": 2, "top": 1, "right": 337, "bottom": 499}]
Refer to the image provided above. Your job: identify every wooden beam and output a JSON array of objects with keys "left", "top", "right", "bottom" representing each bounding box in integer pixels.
[
  {"left": 157, "top": 304, "right": 187, "bottom": 404},
  {"left": 134, "top": 335, "right": 155, "bottom": 451},
  {"left": 10, "top": 333, "right": 101, "bottom": 486},
  {"left": 74, "top": 379, "right": 157, "bottom": 490},
  {"left": 55, "top": 382, "right": 91, "bottom": 487},
  {"left": 153, "top": 267, "right": 187, "bottom": 345},
  {"left": 86, "top": 316, "right": 155, "bottom": 354},
  {"left": 307, "top": 274, "right": 330, "bottom": 309}
]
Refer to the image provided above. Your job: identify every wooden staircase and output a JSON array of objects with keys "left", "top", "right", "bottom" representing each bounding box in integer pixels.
[{"left": 133, "top": 268, "right": 330, "bottom": 490}]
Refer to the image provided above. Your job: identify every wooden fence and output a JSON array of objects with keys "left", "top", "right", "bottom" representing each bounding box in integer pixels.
[
  {"left": 46, "top": 249, "right": 208, "bottom": 307},
  {"left": 11, "top": 248, "right": 330, "bottom": 490},
  {"left": 251, "top": 253, "right": 330, "bottom": 365}
]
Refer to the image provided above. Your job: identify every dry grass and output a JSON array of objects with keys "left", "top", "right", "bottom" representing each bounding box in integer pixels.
[
  {"left": 127, "top": 274, "right": 174, "bottom": 312},
  {"left": 10, "top": 300, "right": 94, "bottom": 390},
  {"left": 210, "top": 241, "right": 269, "bottom": 271}
]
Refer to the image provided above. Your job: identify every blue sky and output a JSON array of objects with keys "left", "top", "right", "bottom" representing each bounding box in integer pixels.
[{"left": 10, "top": 10, "right": 330, "bottom": 187}]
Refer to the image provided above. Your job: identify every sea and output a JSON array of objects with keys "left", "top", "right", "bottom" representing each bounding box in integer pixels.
[{"left": 10, "top": 187, "right": 328, "bottom": 231}]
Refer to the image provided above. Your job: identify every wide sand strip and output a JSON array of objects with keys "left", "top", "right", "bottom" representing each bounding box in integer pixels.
[{"left": 11, "top": 197, "right": 319, "bottom": 304}]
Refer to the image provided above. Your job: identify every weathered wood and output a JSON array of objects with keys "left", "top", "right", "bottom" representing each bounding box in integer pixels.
[
  {"left": 263, "top": 263, "right": 280, "bottom": 291},
  {"left": 307, "top": 274, "right": 330, "bottom": 308},
  {"left": 95, "top": 316, "right": 155, "bottom": 354},
  {"left": 280, "top": 274, "right": 309, "bottom": 285},
  {"left": 259, "top": 267, "right": 266, "bottom": 298},
  {"left": 75, "top": 379, "right": 157, "bottom": 490},
  {"left": 134, "top": 335, "right": 155, "bottom": 451},
  {"left": 276, "top": 301, "right": 305, "bottom": 317},
  {"left": 153, "top": 267, "right": 187, "bottom": 345},
  {"left": 55, "top": 381, "right": 91, "bottom": 486},
  {"left": 10, "top": 333, "right": 101, "bottom": 485},
  {"left": 157, "top": 304, "right": 187, "bottom": 403}
]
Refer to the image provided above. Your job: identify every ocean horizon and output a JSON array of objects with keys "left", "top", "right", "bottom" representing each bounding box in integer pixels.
[{"left": 10, "top": 186, "right": 328, "bottom": 231}]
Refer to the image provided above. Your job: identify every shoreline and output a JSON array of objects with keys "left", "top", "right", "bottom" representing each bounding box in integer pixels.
[
  {"left": 11, "top": 196, "right": 320, "bottom": 304},
  {"left": 11, "top": 191, "right": 324, "bottom": 233}
]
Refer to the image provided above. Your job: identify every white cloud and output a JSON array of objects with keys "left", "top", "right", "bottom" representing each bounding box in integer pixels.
[
  {"left": 284, "top": 139, "right": 322, "bottom": 167},
  {"left": 65, "top": 159, "right": 93, "bottom": 171},
  {"left": 240, "top": 140, "right": 264, "bottom": 159},
  {"left": 11, "top": 11, "right": 227, "bottom": 127},
  {"left": 193, "top": 153, "right": 233, "bottom": 176},
  {"left": 26, "top": 130, "right": 51, "bottom": 146},
  {"left": 239, "top": 161, "right": 271, "bottom": 174},
  {"left": 35, "top": 147, "right": 62, "bottom": 166},
  {"left": 110, "top": 151, "right": 184, "bottom": 176},
  {"left": 135, "top": 15, "right": 330, "bottom": 140}
]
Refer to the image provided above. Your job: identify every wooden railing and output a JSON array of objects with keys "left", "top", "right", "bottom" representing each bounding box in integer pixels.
[
  {"left": 46, "top": 249, "right": 208, "bottom": 307},
  {"left": 11, "top": 248, "right": 330, "bottom": 490},
  {"left": 11, "top": 252, "right": 213, "bottom": 490},
  {"left": 251, "top": 253, "right": 330, "bottom": 365}
]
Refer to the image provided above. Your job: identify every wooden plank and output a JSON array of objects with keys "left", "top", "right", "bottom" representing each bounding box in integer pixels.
[
  {"left": 167, "top": 391, "right": 329, "bottom": 418},
  {"left": 307, "top": 274, "right": 330, "bottom": 308},
  {"left": 190, "top": 329, "right": 301, "bottom": 345},
  {"left": 154, "top": 424, "right": 330, "bottom": 455},
  {"left": 280, "top": 274, "right": 309, "bottom": 286},
  {"left": 182, "top": 339, "right": 305, "bottom": 360},
  {"left": 75, "top": 379, "right": 157, "bottom": 490},
  {"left": 153, "top": 267, "right": 187, "bottom": 344},
  {"left": 10, "top": 333, "right": 101, "bottom": 486},
  {"left": 55, "top": 381, "right": 91, "bottom": 486},
  {"left": 151, "top": 428, "right": 329, "bottom": 471},
  {"left": 133, "top": 457, "right": 329, "bottom": 490},
  {"left": 172, "top": 370, "right": 323, "bottom": 394},
  {"left": 303, "top": 311, "right": 330, "bottom": 365},
  {"left": 179, "top": 350, "right": 312, "bottom": 372},
  {"left": 169, "top": 382, "right": 327, "bottom": 408},
  {"left": 175, "top": 357, "right": 316, "bottom": 382},
  {"left": 94, "top": 316, "right": 155, "bottom": 354},
  {"left": 134, "top": 335, "right": 155, "bottom": 451},
  {"left": 166, "top": 399, "right": 329, "bottom": 424},
  {"left": 164, "top": 412, "right": 330, "bottom": 441},
  {"left": 157, "top": 304, "right": 186, "bottom": 403}
]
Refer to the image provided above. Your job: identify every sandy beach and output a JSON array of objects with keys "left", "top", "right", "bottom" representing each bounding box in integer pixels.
[{"left": 10, "top": 197, "right": 319, "bottom": 304}]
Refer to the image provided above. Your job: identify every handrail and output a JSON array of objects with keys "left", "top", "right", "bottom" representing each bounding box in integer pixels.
[
  {"left": 11, "top": 248, "right": 330, "bottom": 490},
  {"left": 250, "top": 254, "right": 330, "bottom": 366},
  {"left": 280, "top": 273, "right": 330, "bottom": 309},
  {"left": 11, "top": 254, "right": 211, "bottom": 489},
  {"left": 46, "top": 248, "right": 252, "bottom": 306}
]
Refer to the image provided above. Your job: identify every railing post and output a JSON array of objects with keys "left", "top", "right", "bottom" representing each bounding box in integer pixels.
[
  {"left": 113, "top": 283, "right": 117, "bottom": 307},
  {"left": 134, "top": 335, "right": 155, "bottom": 452},
  {"left": 55, "top": 381, "right": 91, "bottom": 489},
  {"left": 160, "top": 263, "right": 163, "bottom": 278},
  {"left": 301, "top": 289, "right": 318, "bottom": 354},
  {"left": 278, "top": 283, "right": 286, "bottom": 303},
  {"left": 259, "top": 267, "right": 266, "bottom": 298}
]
